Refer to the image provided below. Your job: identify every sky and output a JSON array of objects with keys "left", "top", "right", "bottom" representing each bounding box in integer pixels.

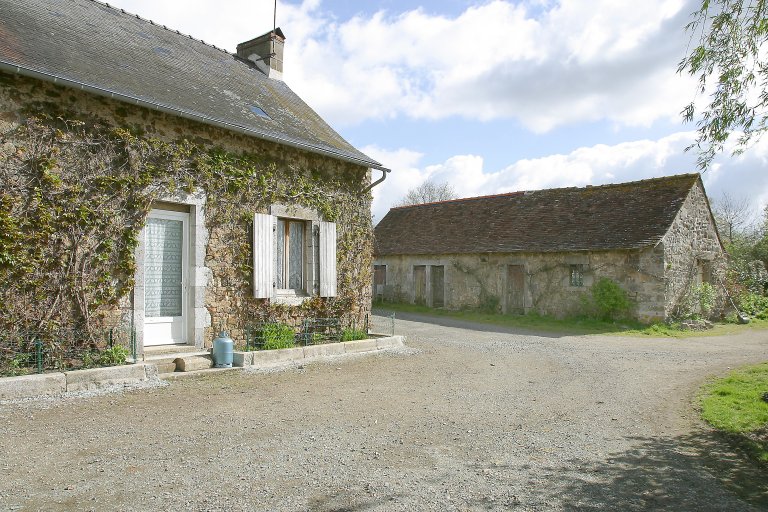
[{"left": 106, "top": 0, "right": 768, "bottom": 224}]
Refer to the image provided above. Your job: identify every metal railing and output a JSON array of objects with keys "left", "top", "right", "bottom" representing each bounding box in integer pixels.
[{"left": 0, "top": 327, "right": 136, "bottom": 377}]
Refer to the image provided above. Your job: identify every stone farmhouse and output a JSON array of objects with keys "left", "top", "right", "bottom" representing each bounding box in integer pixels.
[
  {"left": 374, "top": 174, "right": 726, "bottom": 322},
  {"left": 0, "top": 0, "right": 388, "bottom": 351}
]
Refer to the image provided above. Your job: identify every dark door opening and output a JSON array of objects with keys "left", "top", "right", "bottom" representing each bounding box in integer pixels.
[
  {"left": 414, "top": 265, "right": 426, "bottom": 305},
  {"left": 506, "top": 264, "right": 525, "bottom": 314},
  {"left": 431, "top": 265, "right": 444, "bottom": 308}
]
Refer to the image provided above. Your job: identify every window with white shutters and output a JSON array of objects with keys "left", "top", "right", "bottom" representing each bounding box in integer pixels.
[{"left": 253, "top": 212, "right": 336, "bottom": 299}]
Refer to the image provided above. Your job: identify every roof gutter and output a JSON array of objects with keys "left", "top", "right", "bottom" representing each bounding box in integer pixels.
[{"left": 0, "top": 61, "right": 387, "bottom": 171}]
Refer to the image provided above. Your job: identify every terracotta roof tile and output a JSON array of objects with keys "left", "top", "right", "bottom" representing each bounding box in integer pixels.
[{"left": 374, "top": 174, "right": 700, "bottom": 255}]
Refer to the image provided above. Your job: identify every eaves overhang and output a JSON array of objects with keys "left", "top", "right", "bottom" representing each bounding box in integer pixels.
[{"left": 0, "top": 60, "right": 387, "bottom": 172}]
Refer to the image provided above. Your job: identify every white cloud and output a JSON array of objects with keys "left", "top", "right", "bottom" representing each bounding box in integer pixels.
[
  {"left": 286, "top": 0, "right": 698, "bottom": 131},
  {"left": 370, "top": 131, "right": 768, "bottom": 222},
  {"left": 106, "top": 0, "right": 699, "bottom": 131},
  {"left": 362, "top": 146, "right": 426, "bottom": 223}
]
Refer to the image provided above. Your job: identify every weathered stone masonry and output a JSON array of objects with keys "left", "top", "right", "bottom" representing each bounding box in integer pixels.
[
  {"left": 0, "top": 72, "right": 374, "bottom": 347},
  {"left": 374, "top": 176, "right": 726, "bottom": 323}
]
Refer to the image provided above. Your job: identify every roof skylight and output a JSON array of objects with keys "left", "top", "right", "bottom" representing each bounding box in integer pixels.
[{"left": 249, "top": 105, "right": 270, "bottom": 119}]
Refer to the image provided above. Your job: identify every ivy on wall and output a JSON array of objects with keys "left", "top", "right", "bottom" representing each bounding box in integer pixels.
[{"left": 0, "top": 104, "right": 373, "bottom": 334}]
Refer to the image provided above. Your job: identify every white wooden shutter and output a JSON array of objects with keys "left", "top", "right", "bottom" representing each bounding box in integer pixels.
[
  {"left": 253, "top": 213, "right": 274, "bottom": 298},
  {"left": 319, "top": 221, "right": 337, "bottom": 297}
]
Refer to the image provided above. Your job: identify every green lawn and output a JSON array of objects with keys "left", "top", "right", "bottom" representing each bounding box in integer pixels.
[
  {"left": 371, "top": 301, "right": 768, "bottom": 337},
  {"left": 700, "top": 363, "right": 768, "bottom": 464}
]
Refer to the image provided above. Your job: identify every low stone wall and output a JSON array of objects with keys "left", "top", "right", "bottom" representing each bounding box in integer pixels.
[
  {"left": 0, "top": 336, "right": 406, "bottom": 399},
  {"left": 233, "top": 335, "right": 405, "bottom": 367},
  {"left": 0, "top": 363, "right": 156, "bottom": 400}
]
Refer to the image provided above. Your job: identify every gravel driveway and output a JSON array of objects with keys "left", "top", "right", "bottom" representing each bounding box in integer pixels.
[{"left": 1, "top": 316, "right": 767, "bottom": 511}]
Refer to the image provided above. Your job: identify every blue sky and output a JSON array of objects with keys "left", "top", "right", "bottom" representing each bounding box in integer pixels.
[{"left": 108, "top": 0, "right": 768, "bottom": 223}]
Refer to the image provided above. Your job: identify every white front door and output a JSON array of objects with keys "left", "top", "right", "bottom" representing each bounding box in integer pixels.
[{"left": 143, "top": 209, "right": 189, "bottom": 346}]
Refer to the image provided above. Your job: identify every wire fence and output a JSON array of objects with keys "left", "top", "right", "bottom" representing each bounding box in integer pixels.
[
  {"left": 369, "top": 309, "right": 396, "bottom": 336},
  {"left": 242, "top": 317, "right": 367, "bottom": 351},
  {"left": 0, "top": 327, "right": 136, "bottom": 377}
]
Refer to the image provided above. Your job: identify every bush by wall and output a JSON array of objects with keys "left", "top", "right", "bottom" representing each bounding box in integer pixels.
[{"left": 584, "top": 277, "right": 632, "bottom": 321}]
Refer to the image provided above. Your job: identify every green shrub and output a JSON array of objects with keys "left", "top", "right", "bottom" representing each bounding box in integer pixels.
[
  {"left": 340, "top": 328, "right": 367, "bottom": 342},
  {"left": 590, "top": 278, "right": 631, "bottom": 321},
  {"left": 81, "top": 344, "right": 129, "bottom": 369},
  {"left": 98, "top": 345, "right": 130, "bottom": 366},
  {"left": 3, "top": 354, "right": 32, "bottom": 377},
  {"left": 677, "top": 282, "right": 718, "bottom": 320},
  {"left": 696, "top": 282, "right": 717, "bottom": 318},
  {"left": 737, "top": 292, "right": 768, "bottom": 316},
  {"left": 259, "top": 323, "right": 295, "bottom": 350},
  {"left": 478, "top": 293, "right": 500, "bottom": 313}
]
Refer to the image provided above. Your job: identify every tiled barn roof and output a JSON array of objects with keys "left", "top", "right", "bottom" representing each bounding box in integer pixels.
[
  {"left": 0, "top": 0, "right": 382, "bottom": 169},
  {"left": 374, "top": 174, "right": 703, "bottom": 256}
]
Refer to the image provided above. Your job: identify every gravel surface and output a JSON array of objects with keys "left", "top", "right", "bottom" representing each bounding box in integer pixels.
[{"left": 1, "top": 317, "right": 767, "bottom": 511}]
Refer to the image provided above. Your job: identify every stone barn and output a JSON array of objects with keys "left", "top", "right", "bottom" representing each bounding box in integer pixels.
[
  {"left": 0, "top": 0, "right": 388, "bottom": 352},
  {"left": 373, "top": 174, "right": 726, "bottom": 323}
]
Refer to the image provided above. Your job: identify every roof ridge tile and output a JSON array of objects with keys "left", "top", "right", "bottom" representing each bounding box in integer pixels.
[{"left": 91, "top": 0, "right": 230, "bottom": 55}]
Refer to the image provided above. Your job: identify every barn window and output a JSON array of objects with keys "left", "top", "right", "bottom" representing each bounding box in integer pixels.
[{"left": 569, "top": 264, "right": 584, "bottom": 287}]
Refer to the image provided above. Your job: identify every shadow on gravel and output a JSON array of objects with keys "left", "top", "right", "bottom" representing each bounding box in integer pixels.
[
  {"left": 552, "top": 429, "right": 767, "bottom": 511},
  {"left": 390, "top": 311, "right": 567, "bottom": 339},
  {"left": 307, "top": 491, "right": 402, "bottom": 511}
]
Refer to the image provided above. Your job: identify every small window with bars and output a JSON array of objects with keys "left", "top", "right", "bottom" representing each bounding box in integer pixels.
[{"left": 569, "top": 264, "right": 584, "bottom": 287}]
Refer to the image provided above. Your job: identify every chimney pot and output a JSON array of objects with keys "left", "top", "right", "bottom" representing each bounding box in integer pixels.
[{"left": 236, "top": 27, "right": 285, "bottom": 80}]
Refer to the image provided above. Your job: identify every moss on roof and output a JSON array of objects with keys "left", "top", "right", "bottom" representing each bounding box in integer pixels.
[{"left": 375, "top": 174, "right": 702, "bottom": 256}]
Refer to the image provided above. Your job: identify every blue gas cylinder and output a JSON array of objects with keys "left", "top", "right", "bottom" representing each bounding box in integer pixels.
[{"left": 212, "top": 331, "right": 233, "bottom": 368}]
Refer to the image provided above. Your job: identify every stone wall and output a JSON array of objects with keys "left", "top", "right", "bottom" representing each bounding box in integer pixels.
[
  {"left": 374, "top": 180, "right": 726, "bottom": 323},
  {"left": 376, "top": 247, "right": 666, "bottom": 322},
  {"left": 659, "top": 180, "right": 727, "bottom": 318},
  {"left": 0, "top": 71, "right": 373, "bottom": 349}
]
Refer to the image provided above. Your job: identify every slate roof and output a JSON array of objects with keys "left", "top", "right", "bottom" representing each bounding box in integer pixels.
[
  {"left": 0, "top": 0, "right": 383, "bottom": 169},
  {"left": 375, "top": 174, "right": 703, "bottom": 256}
]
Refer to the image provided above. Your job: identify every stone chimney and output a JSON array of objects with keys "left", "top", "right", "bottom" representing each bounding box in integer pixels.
[{"left": 236, "top": 27, "right": 285, "bottom": 80}]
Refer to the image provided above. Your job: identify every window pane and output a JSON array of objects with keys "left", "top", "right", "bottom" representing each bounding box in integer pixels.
[
  {"left": 569, "top": 264, "right": 583, "bottom": 287},
  {"left": 313, "top": 226, "right": 320, "bottom": 294},
  {"left": 145, "top": 218, "right": 183, "bottom": 317},
  {"left": 275, "top": 219, "right": 285, "bottom": 289},
  {"left": 288, "top": 221, "right": 304, "bottom": 289}
]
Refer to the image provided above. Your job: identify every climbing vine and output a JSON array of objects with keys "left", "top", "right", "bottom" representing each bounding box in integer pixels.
[{"left": 0, "top": 102, "right": 373, "bottom": 336}]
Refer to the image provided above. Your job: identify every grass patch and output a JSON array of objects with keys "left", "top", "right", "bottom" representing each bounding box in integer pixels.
[
  {"left": 374, "top": 301, "right": 644, "bottom": 335},
  {"left": 373, "top": 301, "right": 768, "bottom": 337},
  {"left": 700, "top": 362, "right": 768, "bottom": 464}
]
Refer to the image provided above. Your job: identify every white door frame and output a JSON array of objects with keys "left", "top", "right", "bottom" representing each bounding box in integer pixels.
[{"left": 143, "top": 209, "right": 189, "bottom": 346}]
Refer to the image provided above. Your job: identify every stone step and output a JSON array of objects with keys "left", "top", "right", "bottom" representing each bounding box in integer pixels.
[
  {"left": 143, "top": 345, "right": 205, "bottom": 358},
  {"left": 144, "top": 349, "right": 210, "bottom": 365},
  {"left": 143, "top": 347, "right": 211, "bottom": 374},
  {"left": 174, "top": 354, "right": 214, "bottom": 372},
  {"left": 154, "top": 361, "right": 178, "bottom": 375}
]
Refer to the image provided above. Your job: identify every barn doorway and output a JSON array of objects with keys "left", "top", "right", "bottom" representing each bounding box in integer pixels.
[
  {"left": 414, "top": 265, "right": 426, "bottom": 305},
  {"left": 430, "top": 265, "right": 445, "bottom": 308},
  {"left": 506, "top": 264, "right": 525, "bottom": 314}
]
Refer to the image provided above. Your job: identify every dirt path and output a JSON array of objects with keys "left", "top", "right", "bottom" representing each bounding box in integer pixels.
[{"left": 1, "top": 319, "right": 767, "bottom": 511}]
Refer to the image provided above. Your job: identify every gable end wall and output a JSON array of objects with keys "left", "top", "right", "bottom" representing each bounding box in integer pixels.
[{"left": 659, "top": 179, "right": 726, "bottom": 318}]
